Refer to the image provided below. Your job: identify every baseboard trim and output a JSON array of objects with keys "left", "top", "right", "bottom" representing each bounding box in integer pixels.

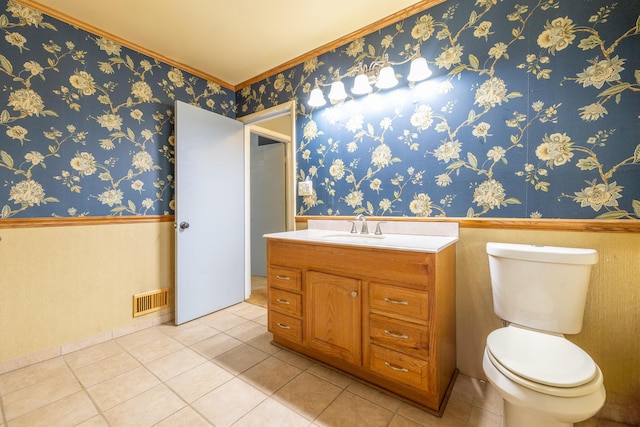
[{"left": 0, "top": 312, "right": 174, "bottom": 375}]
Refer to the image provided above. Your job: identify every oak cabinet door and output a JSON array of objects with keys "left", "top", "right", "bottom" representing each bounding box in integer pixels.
[{"left": 306, "top": 271, "right": 362, "bottom": 365}]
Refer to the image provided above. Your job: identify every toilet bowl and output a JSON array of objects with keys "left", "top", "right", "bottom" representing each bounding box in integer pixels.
[
  {"left": 483, "top": 242, "right": 606, "bottom": 426},
  {"left": 483, "top": 325, "right": 606, "bottom": 427}
]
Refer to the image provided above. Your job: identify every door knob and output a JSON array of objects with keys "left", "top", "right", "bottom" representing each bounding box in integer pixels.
[{"left": 179, "top": 222, "right": 190, "bottom": 230}]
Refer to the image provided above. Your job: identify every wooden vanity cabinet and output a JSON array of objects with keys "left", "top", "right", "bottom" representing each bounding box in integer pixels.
[
  {"left": 267, "top": 265, "right": 303, "bottom": 343},
  {"left": 266, "top": 238, "right": 457, "bottom": 415}
]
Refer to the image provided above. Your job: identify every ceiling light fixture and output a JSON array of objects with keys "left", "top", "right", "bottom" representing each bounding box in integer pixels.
[{"left": 307, "top": 48, "right": 432, "bottom": 107}]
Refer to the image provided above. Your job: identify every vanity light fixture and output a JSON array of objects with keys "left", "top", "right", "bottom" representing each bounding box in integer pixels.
[
  {"left": 327, "top": 80, "right": 348, "bottom": 102},
  {"left": 375, "top": 62, "right": 399, "bottom": 89},
  {"left": 307, "top": 48, "right": 432, "bottom": 107},
  {"left": 351, "top": 72, "right": 372, "bottom": 95},
  {"left": 308, "top": 79, "right": 327, "bottom": 107},
  {"left": 407, "top": 55, "right": 432, "bottom": 82}
]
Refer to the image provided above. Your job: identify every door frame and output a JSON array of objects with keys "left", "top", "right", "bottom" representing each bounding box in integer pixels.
[{"left": 239, "top": 100, "right": 297, "bottom": 298}]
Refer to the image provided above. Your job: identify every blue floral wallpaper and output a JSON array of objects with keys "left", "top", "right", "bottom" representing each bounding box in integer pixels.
[
  {"left": 2, "top": 0, "right": 639, "bottom": 220},
  {"left": 0, "top": 0, "right": 234, "bottom": 218},
  {"left": 239, "top": 0, "right": 640, "bottom": 220}
]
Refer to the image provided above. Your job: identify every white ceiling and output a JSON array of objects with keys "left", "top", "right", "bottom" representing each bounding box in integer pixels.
[{"left": 26, "top": 0, "right": 425, "bottom": 87}]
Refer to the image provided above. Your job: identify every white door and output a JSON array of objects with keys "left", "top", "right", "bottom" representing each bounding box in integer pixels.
[{"left": 174, "top": 100, "right": 245, "bottom": 325}]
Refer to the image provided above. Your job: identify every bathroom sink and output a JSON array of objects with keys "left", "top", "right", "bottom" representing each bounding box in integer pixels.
[
  {"left": 264, "top": 221, "right": 458, "bottom": 253},
  {"left": 318, "top": 231, "right": 453, "bottom": 252},
  {"left": 322, "top": 233, "right": 385, "bottom": 240}
]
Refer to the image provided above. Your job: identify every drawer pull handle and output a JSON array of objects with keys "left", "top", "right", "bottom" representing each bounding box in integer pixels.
[
  {"left": 276, "top": 298, "right": 290, "bottom": 305},
  {"left": 384, "top": 329, "right": 409, "bottom": 339},
  {"left": 276, "top": 322, "right": 291, "bottom": 329},
  {"left": 384, "top": 362, "right": 409, "bottom": 372},
  {"left": 276, "top": 275, "right": 291, "bottom": 280},
  {"left": 383, "top": 297, "right": 409, "bottom": 305}
]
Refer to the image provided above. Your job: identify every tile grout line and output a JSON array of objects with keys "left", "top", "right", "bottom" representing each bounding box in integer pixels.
[
  {"left": 2, "top": 303, "right": 509, "bottom": 427},
  {"left": 0, "top": 391, "right": 6, "bottom": 427},
  {"left": 151, "top": 315, "right": 275, "bottom": 426},
  {"left": 61, "top": 353, "right": 111, "bottom": 426},
  {"left": 153, "top": 324, "right": 227, "bottom": 426}
]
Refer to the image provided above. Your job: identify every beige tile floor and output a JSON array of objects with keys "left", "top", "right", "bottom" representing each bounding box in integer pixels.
[{"left": 0, "top": 301, "right": 628, "bottom": 427}]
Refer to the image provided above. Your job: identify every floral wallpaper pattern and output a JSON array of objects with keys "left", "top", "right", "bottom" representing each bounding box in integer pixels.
[
  {"left": 2, "top": 0, "right": 639, "bottom": 220},
  {"left": 239, "top": 0, "right": 640, "bottom": 219},
  {"left": 0, "top": 0, "right": 234, "bottom": 218}
]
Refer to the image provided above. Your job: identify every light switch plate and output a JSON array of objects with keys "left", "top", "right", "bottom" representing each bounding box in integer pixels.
[{"left": 298, "top": 180, "right": 313, "bottom": 196}]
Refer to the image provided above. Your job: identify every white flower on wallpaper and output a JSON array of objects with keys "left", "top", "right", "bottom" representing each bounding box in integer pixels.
[
  {"left": 536, "top": 133, "right": 574, "bottom": 168},
  {"left": 70, "top": 152, "right": 97, "bottom": 176},
  {"left": 8, "top": 88, "right": 45, "bottom": 116},
  {"left": 371, "top": 144, "right": 394, "bottom": 168},
  {"left": 574, "top": 181, "right": 623, "bottom": 212},
  {"left": 537, "top": 17, "right": 576, "bottom": 54},
  {"left": 9, "top": 179, "right": 46, "bottom": 206},
  {"left": 575, "top": 56, "right": 624, "bottom": 90},
  {"left": 410, "top": 105, "right": 434, "bottom": 130},
  {"left": 474, "top": 77, "right": 508, "bottom": 108},
  {"left": 433, "top": 141, "right": 462, "bottom": 164},
  {"left": 409, "top": 193, "right": 433, "bottom": 217},
  {"left": 473, "top": 180, "right": 507, "bottom": 211}
]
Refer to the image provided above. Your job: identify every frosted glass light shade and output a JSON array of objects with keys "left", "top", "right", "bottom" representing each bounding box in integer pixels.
[
  {"left": 328, "top": 81, "right": 347, "bottom": 101},
  {"left": 351, "top": 73, "right": 372, "bottom": 95},
  {"left": 407, "top": 57, "right": 432, "bottom": 82},
  {"left": 375, "top": 65, "right": 398, "bottom": 89},
  {"left": 308, "top": 87, "right": 326, "bottom": 107}
]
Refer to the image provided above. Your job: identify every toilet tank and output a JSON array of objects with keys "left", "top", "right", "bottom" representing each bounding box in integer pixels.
[{"left": 486, "top": 242, "right": 598, "bottom": 334}]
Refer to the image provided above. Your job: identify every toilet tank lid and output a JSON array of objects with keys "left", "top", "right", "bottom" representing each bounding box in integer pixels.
[{"left": 486, "top": 242, "right": 598, "bottom": 265}]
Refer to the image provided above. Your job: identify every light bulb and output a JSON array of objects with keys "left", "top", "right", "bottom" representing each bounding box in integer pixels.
[
  {"left": 407, "top": 57, "right": 432, "bottom": 82},
  {"left": 351, "top": 73, "right": 372, "bottom": 95},
  {"left": 328, "top": 80, "right": 347, "bottom": 101},
  {"left": 308, "top": 86, "right": 326, "bottom": 107},
  {"left": 375, "top": 65, "right": 398, "bottom": 89}
]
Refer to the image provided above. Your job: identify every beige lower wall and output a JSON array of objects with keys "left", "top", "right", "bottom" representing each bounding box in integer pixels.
[
  {"left": 1, "top": 221, "right": 638, "bottom": 424},
  {"left": 456, "top": 228, "right": 640, "bottom": 424},
  {"left": 0, "top": 222, "right": 174, "bottom": 364}
]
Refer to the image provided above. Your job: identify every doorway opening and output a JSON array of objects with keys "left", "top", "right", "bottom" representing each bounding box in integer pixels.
[{"left": 239, "top": 101, "right": 296, "bottom": 305}]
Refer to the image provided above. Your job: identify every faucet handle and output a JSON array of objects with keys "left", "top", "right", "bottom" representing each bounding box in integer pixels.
[
  {"left": 375, "top": 221, "right": 387, "bottom": 235},
  {"left": 350, "top": 221, "right": 358, "bottom": 234}
]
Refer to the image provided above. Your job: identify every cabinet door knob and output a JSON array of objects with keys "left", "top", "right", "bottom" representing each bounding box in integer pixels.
[{"left": 351, "top": 291, "right": 358, "bottom": 298}]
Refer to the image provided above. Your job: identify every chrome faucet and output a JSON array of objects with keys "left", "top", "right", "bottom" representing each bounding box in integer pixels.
[{"left": 355, "top": 214, "right": 369, "bottom": 234}]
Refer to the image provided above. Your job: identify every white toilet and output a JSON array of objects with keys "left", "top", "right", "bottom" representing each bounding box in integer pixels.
[{"left": 483, "top": 242, "right": 606, "bottom": 427}]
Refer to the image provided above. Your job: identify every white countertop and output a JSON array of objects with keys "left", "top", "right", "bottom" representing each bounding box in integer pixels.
[{"left": 264, "top": 220, "right": 458, "bottom": 253}]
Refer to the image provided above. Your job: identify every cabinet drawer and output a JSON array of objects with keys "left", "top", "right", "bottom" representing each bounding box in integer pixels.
[
  {"left": 369, "top": 344, "right": 429, "bottom": 389},
  {"left": 269, "top": 288, "right": 302, "bottom": 317},
  {"left": 370, "top": 283, "right": 428, "bottom": 324},
  {"left": 269, "top": 311, "right": 303, "bottom": 343},
  {"left": 268, "top": 266, "right": 301, "bottom": 291},
  {"left": 369, "top": 314, "right": 428, "bottom": 358}
]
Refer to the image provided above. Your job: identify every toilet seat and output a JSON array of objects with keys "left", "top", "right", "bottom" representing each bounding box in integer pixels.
[{"left": 486, "top": 326, "right": 602, "bottom": 397}]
